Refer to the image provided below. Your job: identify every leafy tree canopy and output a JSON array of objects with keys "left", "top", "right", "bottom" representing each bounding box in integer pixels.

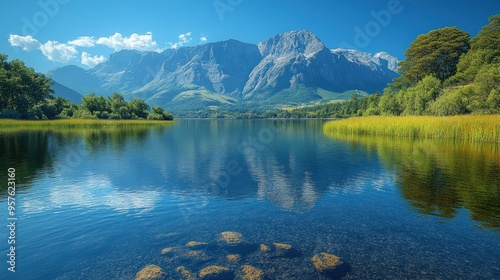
[
  {"left": 393, "top": 27, "right": 470, "bottom": 89},
  {"left": 449, "top": 14, "right": 500, "bottom": 85},
  {"left": 0, "top": 54, "right": 54, "bottom": 116}
]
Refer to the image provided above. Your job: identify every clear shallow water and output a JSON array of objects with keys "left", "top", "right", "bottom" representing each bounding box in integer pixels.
[{"left": 0, "top": 120, "right": 499, "bottom": 279}]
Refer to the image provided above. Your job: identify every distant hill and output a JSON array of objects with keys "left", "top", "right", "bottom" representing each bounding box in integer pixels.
[
  {"left": 47, "top": 30, "right": 399, "bottom": 110},
  {"left": 51, "top": 81, "right": 83, "bottom": 104}
]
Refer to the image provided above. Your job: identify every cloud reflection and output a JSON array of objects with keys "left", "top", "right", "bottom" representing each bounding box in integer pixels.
[{"left": 22, "top": 175, "right": 161, "bottom": 214}]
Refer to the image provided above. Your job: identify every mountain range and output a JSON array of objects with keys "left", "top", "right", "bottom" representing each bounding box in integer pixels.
[{"left": 48, "top": 30, "right": 399, "bottom": 110}]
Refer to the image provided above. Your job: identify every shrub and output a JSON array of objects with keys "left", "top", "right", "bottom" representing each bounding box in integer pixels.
[{"left": 0, "top": 109, "right": 20, "bottom": 119}]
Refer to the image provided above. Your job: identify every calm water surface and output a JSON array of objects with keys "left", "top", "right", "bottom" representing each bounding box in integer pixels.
[{"left": 0, "top": 120, "right": 499, "bottom": 279}]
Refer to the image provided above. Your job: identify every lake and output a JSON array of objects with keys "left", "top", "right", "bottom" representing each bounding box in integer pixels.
[{"left": 0, "top": 119, "right": 499, "bottom": 279}]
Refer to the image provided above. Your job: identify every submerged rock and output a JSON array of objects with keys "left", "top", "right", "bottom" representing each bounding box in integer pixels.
[
  {"left": 162, "top": 246, "right": 212, "bottom": 265},
  {"left": 260, "top": 244, "right": 270, "bottom": 253},
  {"left": 219, "top": 231, "right": 244, "bottom": 245},
  {"left": 227, "top": 254, "right": 241, "bottom": 262},
  {"left": 161, "top": 247, "right": 174, "bottom": 255},
  {"left": 218, "top": 232, "right": 257, "bottom": 255},
  {"left": 175, "top": 266, "right": 195, "bottom": 280},
  {"left": 272, "top": 242, "right": 300, "bottom": 258},
  {"left": 311, "top": 252, "right": 342, "bottom": 272},
  {"left": 273, "top": 243, "right": 292, "bottom": 250},
  {"left": 199, "top": 265, "right": 233, "bottom": 279},
  {"left": 135, "top": 264, "right": 165, "bottom": 280},
  {"left": 186, "top": 250, "right": 212, "bottom": 262},
  {"left": 237, "top": 265, "right": 266, "bottom": 280},
  {"left": 186, "top": 241, "right": 209, "bottom": 249}
]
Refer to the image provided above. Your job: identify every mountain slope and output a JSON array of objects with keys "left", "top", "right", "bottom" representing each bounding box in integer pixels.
[
  {"left": 243, "top": 31, "right": 398, "bottom": 101},
  {"left": 51, "top": 81, "right": 83, "bottom": 104},
  {"left": 47, "top": 30, "right": 399, "bottom": 109},
  {"left": 92, "top": 50, "right": 168, "bottom": 95},
  {"left": 47, "top": 65, "right": 101, "bottom": 96},
  {"left": 243, "top": 30, "right": 327, "bottom": 99},
  {"left": 137, "top": 39, "right": 262, "bottom": 105}
]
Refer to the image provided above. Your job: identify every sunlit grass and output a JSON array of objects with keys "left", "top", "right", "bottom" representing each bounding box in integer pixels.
[
  {"left": 323, "top": 115, "right": 500, "bottom": 142},
  {"left": 0, "top": 119, "right": 173, "bottom": 131}
]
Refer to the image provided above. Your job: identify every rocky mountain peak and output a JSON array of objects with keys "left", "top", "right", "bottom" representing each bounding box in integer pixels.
[
  {"left": 258, "top": 30, "right": 326, "bottom": 58},
  {"left": 374, "top": 52, "right": 400, "bottom": 72}
]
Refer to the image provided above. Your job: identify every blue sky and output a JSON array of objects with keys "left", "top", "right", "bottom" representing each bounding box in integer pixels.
[{"left": 2, "top": 0, "right": 499, "bottom": 72}]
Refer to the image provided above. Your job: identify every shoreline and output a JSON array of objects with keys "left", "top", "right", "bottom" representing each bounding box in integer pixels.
[
  {"left": 0, "top": 119, "right": 173, "bottom": 130},
  {"left": 323, "top": 115, "right": 500, "bottom": 143}
]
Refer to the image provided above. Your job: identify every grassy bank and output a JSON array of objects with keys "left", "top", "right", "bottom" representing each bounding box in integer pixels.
[
  {"left": 323, "top": 115, "right": 500, "bottom": 142},
  {"left": 0, "top": 119, "right": 173, "bottom": 130}
]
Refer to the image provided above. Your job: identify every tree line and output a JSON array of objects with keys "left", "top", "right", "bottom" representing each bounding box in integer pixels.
[{"left": 0, "top": 54, "right": 172, "bottom": 120}]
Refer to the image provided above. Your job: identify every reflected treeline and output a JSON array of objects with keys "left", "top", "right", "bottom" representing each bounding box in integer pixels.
[
  {"left": 326, "top": 132, "right": 500, "bottom": 230},
  {"left": 0, "top": 126, "right": 170, "bottom": 199},
  {"left": 79, "top": 127, "right": 156, "bottom": 153},
  {"left": 0, "top": 131, "right": 54, "bottom": 193}
]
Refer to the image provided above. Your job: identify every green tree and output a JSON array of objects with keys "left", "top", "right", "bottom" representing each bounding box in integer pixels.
[
  {"left": 128, "top": 98, "right": 150, "bottom": 119},
  {"left": 346, "top": 93, "right": 359, "bottom": 115},
  {"left": 462, "top": 63, "right": 500, "bottom": 114},
  {"left": 401, "top": 76, "right": 443, "bottom": 115},
  {"left": 82, "top": 93, "right": 108, "bottom": 115},
  {"left": 427, "top": 88, "right": 467, "bottom": 116},
  {"left": 393, "top": 27, "right": 470, "bottom": 89},
  {"left": 38, "top": 96, "right": 71, "bottom": 119},
  {"left": 0, "top": 54, "right": 54, "bottom": 116},
  {"left": 378, "top": 89, "right": 402, "bottom": 116},
  {"left": 486, "top": 89, "right": 500, "bottom": 113},
  {"left": 450, "top": 15, "right": 500, "bottom": 85},
  {"left": 107, "top": 92, "right": 129, "bottom": 119},
  {"left": 148, "top": 106, "right": 173, "bottom": 120}
]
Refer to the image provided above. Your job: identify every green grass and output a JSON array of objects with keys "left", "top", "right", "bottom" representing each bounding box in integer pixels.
[
  {"left": 0, "top": 119, "right": 173, "bottom": 130},
  {"left": 323, "top": 115, "right": 500, "bottom": 142},
  {"left": 172, "top": 89, "right": 238, "bottom": 104}
]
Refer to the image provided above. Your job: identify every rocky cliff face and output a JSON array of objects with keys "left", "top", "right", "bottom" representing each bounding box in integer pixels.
[
  {"left": 47, "top": 30, "right": 399, "bottom": 109},
  {"left": 136, "top": 39, "right": 262, "bottom": 102}
]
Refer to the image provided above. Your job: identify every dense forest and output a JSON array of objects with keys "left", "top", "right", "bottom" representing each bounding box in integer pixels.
[{"left": 0, "top": 54, "right": 173, "bottom": 120}]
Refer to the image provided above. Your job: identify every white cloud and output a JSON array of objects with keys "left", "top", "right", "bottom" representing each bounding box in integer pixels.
[
  {"left": 179, "top": 32, "right": 192, "bottom": 42},
  {"left": 39, "top": 41, "right": 78, "bottom": 63},
  {"left": 8, "top": 34, "right": 41, "bottom": 51},
  {"left": 200, "top": 36, "right": 208, "bottom": 43},
  {"left": 68, "top": 36, "right": 95, "bottom": 47},
  {"left": 170, "top": 32, "right": 192, "bottom": 49},
  {"left": 96, "top": 32, "right": 160, "bottom": 52},
  {"left": 81, "top": 51, "right": 106, "bottom": 67}
]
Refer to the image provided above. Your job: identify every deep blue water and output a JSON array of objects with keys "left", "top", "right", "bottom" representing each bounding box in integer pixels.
[{"left": 0, "top": 120, "right": 499, "bottom": 279}]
